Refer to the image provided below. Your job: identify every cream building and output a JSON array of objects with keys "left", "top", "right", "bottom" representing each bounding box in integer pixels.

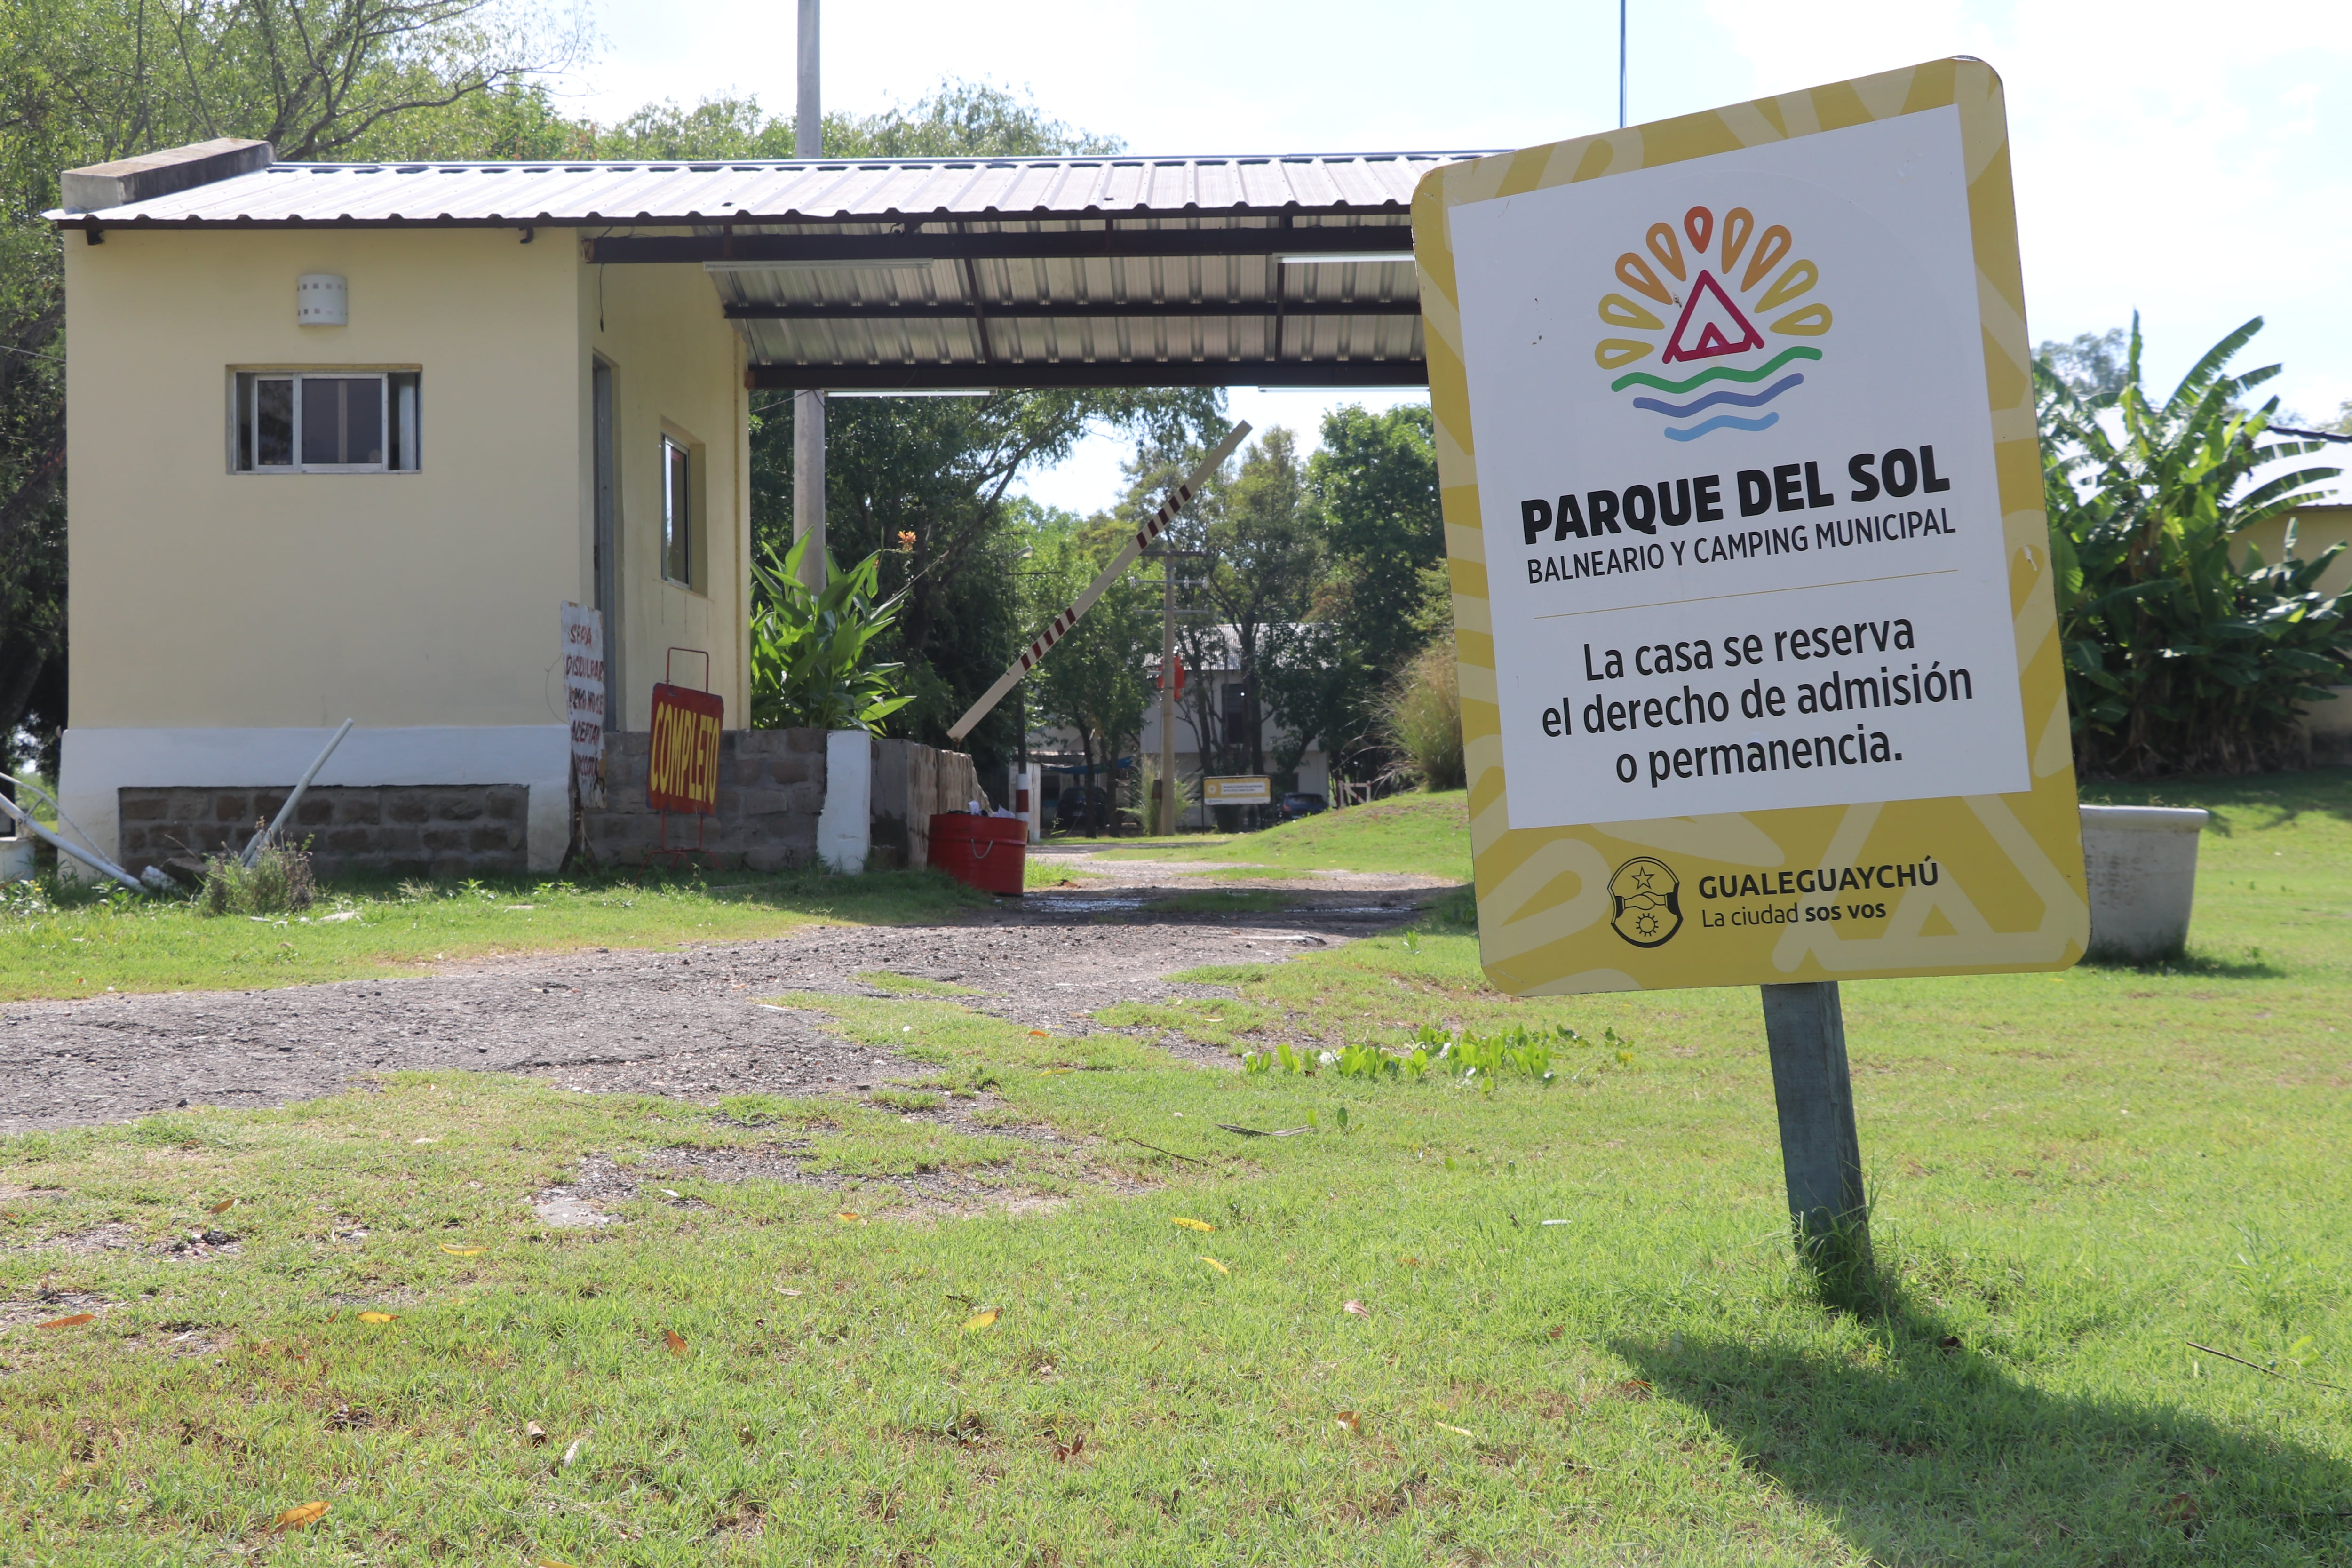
[
  {"left": 48, "top": 139, "right": 1442, "bottom": 873},
  {"left": 56, "top": 141, "right": 749, "bottom": 872}
]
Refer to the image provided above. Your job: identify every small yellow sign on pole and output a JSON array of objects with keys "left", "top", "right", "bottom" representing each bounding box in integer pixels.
[{"left": 1414, "top": 58, "right": 2086, "bottom": 996}]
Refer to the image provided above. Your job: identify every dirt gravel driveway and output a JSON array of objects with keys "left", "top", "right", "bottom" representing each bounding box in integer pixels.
[{"left": 0, "top": 885, "right": 1434, "bottom": 1134}]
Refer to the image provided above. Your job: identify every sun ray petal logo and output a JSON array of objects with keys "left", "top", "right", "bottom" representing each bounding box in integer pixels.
[{"left": 1594, "top": 206, "right": 1833, "bottom": 442}]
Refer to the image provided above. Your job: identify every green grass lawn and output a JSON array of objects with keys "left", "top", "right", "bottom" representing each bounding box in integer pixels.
[
  {"left": 0, "top": 869, "right": 980, "bottom": 1003},
  {"left": 3, "top": 775, "right": 2349, "bottom": 1563},
  {"left": 1021, "top": 858, "right": 1102, "bottom": 891},
  {"left": 1090, "top": 790, "right": 1472, "bottom": 880}
]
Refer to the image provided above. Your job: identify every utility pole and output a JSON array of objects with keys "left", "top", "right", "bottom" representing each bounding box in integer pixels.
[
  {"left": 1158, "top": 554, "right": 1177, "bottom": 835},
  {"left": 792, "top": 0, "right": 826, "bottom": 591},
  {"left": 1618, "top": 0, "right": 1628, "bottom": 128}
]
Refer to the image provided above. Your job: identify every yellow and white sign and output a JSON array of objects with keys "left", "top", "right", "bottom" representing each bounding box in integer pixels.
[
  {"left": 1203, "top": 775, "right": 1273, "bottom": 804},
  {"left": 1414, "top": 58, "right": 2086, "bottom": 994}
]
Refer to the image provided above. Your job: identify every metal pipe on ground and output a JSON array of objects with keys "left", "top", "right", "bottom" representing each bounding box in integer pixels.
[
  {"left": 242, "top": 718, "right": 354, "bottom": 868},
  {"left": 0, "top": 783, "right": 146, "bottom": 894}
]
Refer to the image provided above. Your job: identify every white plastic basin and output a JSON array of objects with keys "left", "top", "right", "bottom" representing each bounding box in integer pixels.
[{"left": 2080, "top": 805, "right": 2209, "bottom": 962}]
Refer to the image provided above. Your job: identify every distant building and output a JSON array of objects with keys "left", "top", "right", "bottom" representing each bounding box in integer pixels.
[{"left": 1028, "top": 626, "right": 1330, "bottom": 829}]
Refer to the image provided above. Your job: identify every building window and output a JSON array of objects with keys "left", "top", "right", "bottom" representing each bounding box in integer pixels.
[
  {"left": 1222, "top": 680, "right": 1249, "bottom": 738},
  {"left": 661, "top": 435, "right": 692, "bottom": 587},
  {"left": 233, "top": 371, "right": 419, "bottom": 472}
]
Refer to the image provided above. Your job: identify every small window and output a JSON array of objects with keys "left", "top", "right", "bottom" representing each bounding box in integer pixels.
[
  {"left": 234, "top": 371, "right": 419, "bottom": 472},
  {"left": 661, "top": 436, "right": 693, "bottom": 586},
  {"left": 1222, "top": 680, "right": 1249, "bottom": 736}
]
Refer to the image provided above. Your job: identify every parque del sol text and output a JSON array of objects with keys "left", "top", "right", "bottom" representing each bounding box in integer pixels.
[{"left": 1516, "top": 445, "right": 1954, "bottom": 548}]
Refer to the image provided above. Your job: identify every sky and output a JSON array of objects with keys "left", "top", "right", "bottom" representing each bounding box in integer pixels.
[{"left": 552, "top": 0, "right": 2352, "bottom": 511}]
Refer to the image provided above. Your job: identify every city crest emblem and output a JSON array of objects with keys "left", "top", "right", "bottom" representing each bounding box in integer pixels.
[
  {"left": 1608, "top": 856, "right": 1683, "bottom": 948},
  {"left": 1593, "top": 205, "right": 1835, "bottom": 442}
]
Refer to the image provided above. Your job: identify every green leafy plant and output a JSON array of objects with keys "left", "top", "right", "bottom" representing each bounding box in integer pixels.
[
  {"left": 1241, "top": 1021, "right": 1626, "bottom": 1088},
  {"left": 748, "top": 535, "right": 915, "bottom": 732},
  {"left": 2037, "top": 316, "right": 2343, "bottom": 777}
]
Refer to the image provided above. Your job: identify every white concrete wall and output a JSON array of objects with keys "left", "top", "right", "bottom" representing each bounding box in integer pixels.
[{"left": 64, "top": 725, "right": 571, "bottom": 870}]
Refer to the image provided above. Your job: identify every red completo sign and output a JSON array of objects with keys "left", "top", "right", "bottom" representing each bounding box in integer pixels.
[{"left": 646, "top": 683, "right": 723, "bottom": 814}]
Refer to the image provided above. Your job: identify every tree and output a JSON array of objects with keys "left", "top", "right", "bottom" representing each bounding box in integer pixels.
[
  {"left": 2035, "top": 327, "right": 2129, "bottom": 402},
  {"left": 2037, "top": 315, "right": 2343, "bottom": 777},
  {"left": 1022, "top": 507, "right": 1158, "bottom": 835},
  {"left": 1279, "top": 403, "right": 1444, "bottom": 781},
  {"left": 591, "top": 78, "right": 1122, "bottom": 163},
  {"left": 1143, "top": 429, "right": 1325, "bottom": 788}
]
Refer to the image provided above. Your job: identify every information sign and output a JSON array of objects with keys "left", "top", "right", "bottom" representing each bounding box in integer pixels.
[
  {"left": 1203, "top": 776, "right": 1272, "bottom": 805},
  {"left": 646, "top": 683, "right": 723, "bottom": 816},
  {"left": 1414, "top": 58, "right": 2086, "bottom": 994},
  {"left": 559, "top": 603, "right": 606, "bottom": 807}
]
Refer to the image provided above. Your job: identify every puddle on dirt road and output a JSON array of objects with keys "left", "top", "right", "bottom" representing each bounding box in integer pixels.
[
  {"left": 1024, "top": 893, "right": 1414, "bottom": 919},
  {"left": 1026, "top": 894, "right": 1152, "bottom": 914}
]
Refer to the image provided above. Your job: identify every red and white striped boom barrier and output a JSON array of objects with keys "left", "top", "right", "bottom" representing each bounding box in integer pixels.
[{"left": 947, "top": 421, "right": 1250, "bottom": 743}]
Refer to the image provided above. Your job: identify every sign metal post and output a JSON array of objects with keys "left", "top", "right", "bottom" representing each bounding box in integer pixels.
[{"left": 1760, "top": 980, "right": 1869, "bottom": 1271}]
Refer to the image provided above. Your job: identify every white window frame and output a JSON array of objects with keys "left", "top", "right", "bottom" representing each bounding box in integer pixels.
[
  {"left": 660, "top": 434, "right": 693, "bottom": 588},
  {"left": 231, "top": 369, "right": 421, "bottom": 474}
]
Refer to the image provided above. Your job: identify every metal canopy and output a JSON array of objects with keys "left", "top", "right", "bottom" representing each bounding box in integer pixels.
[{"left": 52, "top": 151, "right": 1488, "bottom": 390}]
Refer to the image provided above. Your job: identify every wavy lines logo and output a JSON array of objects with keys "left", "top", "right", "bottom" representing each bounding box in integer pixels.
[{"left": 1593, "top": 206, "right": 1834, "bottom": 443}]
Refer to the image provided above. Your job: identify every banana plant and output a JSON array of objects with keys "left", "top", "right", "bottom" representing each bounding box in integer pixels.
[
  {"left": 748, "top": 535, "right": 916, "bottom": 732},
  {"left": 2035, "top": 315, "right": 2343, "bottom": 777}
]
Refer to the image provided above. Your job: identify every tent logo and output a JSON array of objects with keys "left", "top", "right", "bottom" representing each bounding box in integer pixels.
[
  {"left": 1608, "top": 856, "right": 1683, "bottom": 948},
  {"left": 1593, "top": 206, "right": 1834, "bottom": 441}
]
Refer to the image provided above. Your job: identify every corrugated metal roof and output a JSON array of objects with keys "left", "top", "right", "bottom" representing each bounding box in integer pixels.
[
  {"left": 52, "top": 151, "right": 1479, "bottom": 387},
  {"left": 730, "top": 247, "right": 1427, "bottom": 389},
  {"left": 50, "top": 152, "right": 1474, "bottom": 225}
]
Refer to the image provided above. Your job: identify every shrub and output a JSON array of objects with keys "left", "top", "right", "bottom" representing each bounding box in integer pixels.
[
  {"left": 1132, "top": 755, "right": 1193, "bottom": 828},
  {"left": 1379, "top": 641, "right": 1465, "bottom": 790},
  {"left": 2038, "top": 316, "right": 2344, "bottom": 777},
  {"left": 202, "top": 836, "right": 315, "bottom": 915},
  {"left": 748, "top": 535, "right": 915, "bottom": 732},
  {"left": 1241, "top": 1023, "right": 1634, "bottom": 1089}
]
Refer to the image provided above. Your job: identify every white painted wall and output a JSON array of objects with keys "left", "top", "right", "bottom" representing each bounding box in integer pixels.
[
  {"left": 817, "top": 729, "right": 871, "bottom": 873},
  {"left": 61, "top": 725, "right": 571, "bottom": 873}
]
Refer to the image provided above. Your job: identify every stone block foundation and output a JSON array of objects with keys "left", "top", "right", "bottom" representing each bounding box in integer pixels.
[
  {"left": 579, "top": 728, "right": 829, "bottom": 872},
  {"left": 115, "top": 785, "right": 529, "bottom": 879}
]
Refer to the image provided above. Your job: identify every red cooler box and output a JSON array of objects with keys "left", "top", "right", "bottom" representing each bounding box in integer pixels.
[{"left": 929, "top": 813, "right": 1026, "bottom": 896}]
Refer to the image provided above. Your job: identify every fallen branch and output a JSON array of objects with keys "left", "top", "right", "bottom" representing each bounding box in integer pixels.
[
  {"left": 2186, "top": 1341, "right": 2344, "bottom": 1392},
  {"left": 1119, "top": 1137, "right": 1206, "bottom": 1166},
  {"left": 1216, "top": 1123, "right": 1313, "bottom": 1138}
]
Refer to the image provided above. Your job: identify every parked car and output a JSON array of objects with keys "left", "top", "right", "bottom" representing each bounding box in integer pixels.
[{"left": 1279, "top": 791, "right": 1327, "bottom": 821}]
